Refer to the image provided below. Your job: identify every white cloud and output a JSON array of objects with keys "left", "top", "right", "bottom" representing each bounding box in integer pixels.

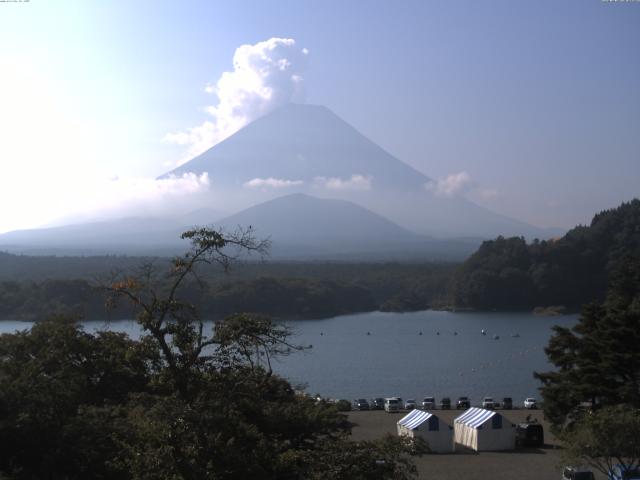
[
  {"left": 166, "top": 37, "right": 309, "bottom": 163},
  {"left": 425, "top": 172, "right": 500, "bottom": 201},
  {"left": 315, "top": 174, "right": 372, "bottom": 191},
  {"left": 243, "top": 177, "right": 304, "bottom": 189},
  {"left": 425, "top": 171, "right": 474, "bottom": 197},
  {"left": 479, "top": 188, "right": 499, "bottom": 199},
  {"left": 106, "top": 172, "right": 210, "bottom": 200},
  {"left": 68, "top": 172, "right": 212, "bottom": 220},
  {"left": 0, "top": 172, "right": 212, "bottom": 233}
]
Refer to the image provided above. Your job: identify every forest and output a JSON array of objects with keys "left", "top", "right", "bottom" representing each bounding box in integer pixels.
[
  {"left": 0, "top": 259, "right": 454, "bottom": 321},
  {"left": 450, "top": 199, "right": 640, "bottom": 311}
]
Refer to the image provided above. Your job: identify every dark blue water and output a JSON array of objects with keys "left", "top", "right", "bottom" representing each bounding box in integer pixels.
[{"left": 0, "top": 310, "right": 576, "bottom": 404}]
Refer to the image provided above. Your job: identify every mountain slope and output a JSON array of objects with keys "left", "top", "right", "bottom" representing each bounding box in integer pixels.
[
  {"left": 164, "top": 103, "right": 429, "bottom": 190},
  {"left": 0, "top": 217, "right": 189, "bottom": 255},
  {"left": 215, "top": 193, "right": 478, "bottom": 260},
  {"left": 218, "top": 193, "right": 419, "bottom": 243}
]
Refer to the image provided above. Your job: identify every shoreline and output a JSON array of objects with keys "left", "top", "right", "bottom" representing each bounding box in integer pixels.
[{"left": 0, "top": 305, "right": 575, "bottom": 323}]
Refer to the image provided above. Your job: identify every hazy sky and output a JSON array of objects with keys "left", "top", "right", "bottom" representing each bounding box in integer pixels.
[{"left": 0, "top": 0, "right": 638, "bottom": 233}]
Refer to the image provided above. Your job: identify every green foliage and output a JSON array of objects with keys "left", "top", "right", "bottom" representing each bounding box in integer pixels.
[
  {"left": 334, "top": 399, "right": 352, "bottom": 412},
  {"left": 535, "top": 256, "right": 640, "bottom": 431},
  {"left": 560, "top": 405, "right": 640, "bottom": 477},
  {"left": 205, "top": 276, "right": 377, "bottom": 318},
  {"left": 0, "top": 320, "right": 359, "bottom": 479},
  {"left": 295, "top": 435, "right": 425, "bottom": 480},
  {"left": 0, "top": 279, "right": 110, "bottom": 321},
  {"left": 0, "top": 252, "right": 155, "bottom": 282},
  {"left": 0, "top": 262, "right": 454, "bottom": 321},
  {"left": 0, "top": 320, "right": 154, "bottom": 479},
  {"left": 451, "top": 199, "right": 640, "bottom": 310}
]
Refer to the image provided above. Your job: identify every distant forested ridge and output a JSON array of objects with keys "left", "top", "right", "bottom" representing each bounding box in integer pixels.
[
  {"left": 450, "top": 199, "right": 640, "bottom": 311},
  {"left": 0, "top": 261, "right": 454, "bottom": 321}
]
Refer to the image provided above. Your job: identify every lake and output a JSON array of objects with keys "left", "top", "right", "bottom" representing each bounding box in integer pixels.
[{"left": 0, "top": 310, "right": 576, "bottom": 405}]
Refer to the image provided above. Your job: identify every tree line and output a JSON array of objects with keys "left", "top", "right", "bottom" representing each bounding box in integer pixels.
[
  {"left": 0, "top": 263, "right": 454, "bottom": 321},
  {"left": 535, "top": 255, "right": 640, "bottom": 475},
  {"left": 450, "top": 199, "right": 640, "bottom": 311}
]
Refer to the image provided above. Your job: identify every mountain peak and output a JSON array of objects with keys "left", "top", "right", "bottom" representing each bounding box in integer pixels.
[{"left": 161, "top": 103, "right": 430, "bottom": 190}]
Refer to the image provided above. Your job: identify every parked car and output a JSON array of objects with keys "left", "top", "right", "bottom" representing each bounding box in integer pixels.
[
  {"left": 440, "top": 397, "right": 451, "bottom": 409},
  {"left": 524, "top": 397, "right": 538, "bottom": 409},
  {"left": 421, "top": 396, "right": 435, "bottom": 409},
  {"left": 456, "top": 396, "right": 471, "bottom": 409},
  {"left": 384, "top": 397, "right": 401, "bottom": 413},
  {"left": 562, "top": 466, "right": 595, "bottom": 480},
  {"left": 370, "top": 398, "right": 385, "bottom": 410},
  {"left": 608, "top": 465, "right": 640, "bottom": 480},
  {"left": 502, "top": 397, "right": 513, "bottom": 409},
  {"left": 516, "top": 423, "right": 544, "bottom": 447},
  {"left": 482, "top": 396, "right": 495, "bottom": 409},
  {"left": 405, "top": 399, "right": 417, "bottom": 410},
  {"left": 353, "top": 398, "right": 370, "bottom": 411}
]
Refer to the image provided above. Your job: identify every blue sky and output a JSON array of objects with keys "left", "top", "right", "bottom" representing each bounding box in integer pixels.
[{"left": 0, "top": 0, "right": 638, "bottom": 232}]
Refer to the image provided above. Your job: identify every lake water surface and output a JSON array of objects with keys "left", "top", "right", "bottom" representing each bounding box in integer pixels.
[{"left": 0, "top": 310, "right": 576, "bottom": 405}]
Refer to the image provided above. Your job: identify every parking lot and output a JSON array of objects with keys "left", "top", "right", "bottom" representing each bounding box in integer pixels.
[{"left": 348, "top": 409, "right": 605, "bottom": 480}]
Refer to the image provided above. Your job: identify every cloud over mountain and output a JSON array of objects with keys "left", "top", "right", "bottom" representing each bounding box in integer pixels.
[
  {"left": 244, "top": 177, "right": 304, "bottom": 189},
  {"left": 166, "top": 38, "right": 308, "bottom": 163},
  {"left": 425, "top": 172, "right": 500, "bottom": 203},
  {"left": 315, "top": 174, "right": 372, "bottom": 191},
  {"left": 44, "top": 172, "right": 212, "bottom": 229},
  {"left": 425, "top": 171, "right": 474, "bottom": 197},
  {"left": 107, "top": 172, "right": 210, "bottom": 200}
]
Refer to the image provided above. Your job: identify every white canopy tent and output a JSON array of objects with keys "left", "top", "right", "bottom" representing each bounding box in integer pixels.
[
  {"left": 397, "top": 409, "right": 454, "bottom": 453},
  {"left": 454, "top": 407, "right": 515, "bottom": 451}
]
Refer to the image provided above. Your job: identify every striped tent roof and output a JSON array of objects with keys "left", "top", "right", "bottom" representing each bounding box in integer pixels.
[
  {"left": 397, "top": 409, "right": 433, "bottom": 430},
  {"left": 455, "top": 407, "right": 497, "bottom": 429}
]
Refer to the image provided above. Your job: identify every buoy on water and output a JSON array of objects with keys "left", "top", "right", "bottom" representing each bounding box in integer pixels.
[{"left": 481, "top": 329, "right": 486, "bottom": 335}]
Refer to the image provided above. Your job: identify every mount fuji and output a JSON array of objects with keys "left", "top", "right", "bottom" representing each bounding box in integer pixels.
[{"left": 0, "top": 104, "right": 559, "bottom": 258}]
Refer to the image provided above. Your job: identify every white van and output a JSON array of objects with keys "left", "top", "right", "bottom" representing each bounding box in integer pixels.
[{"left": 384, "top": 397, "right": 400, "bottom": 413}]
